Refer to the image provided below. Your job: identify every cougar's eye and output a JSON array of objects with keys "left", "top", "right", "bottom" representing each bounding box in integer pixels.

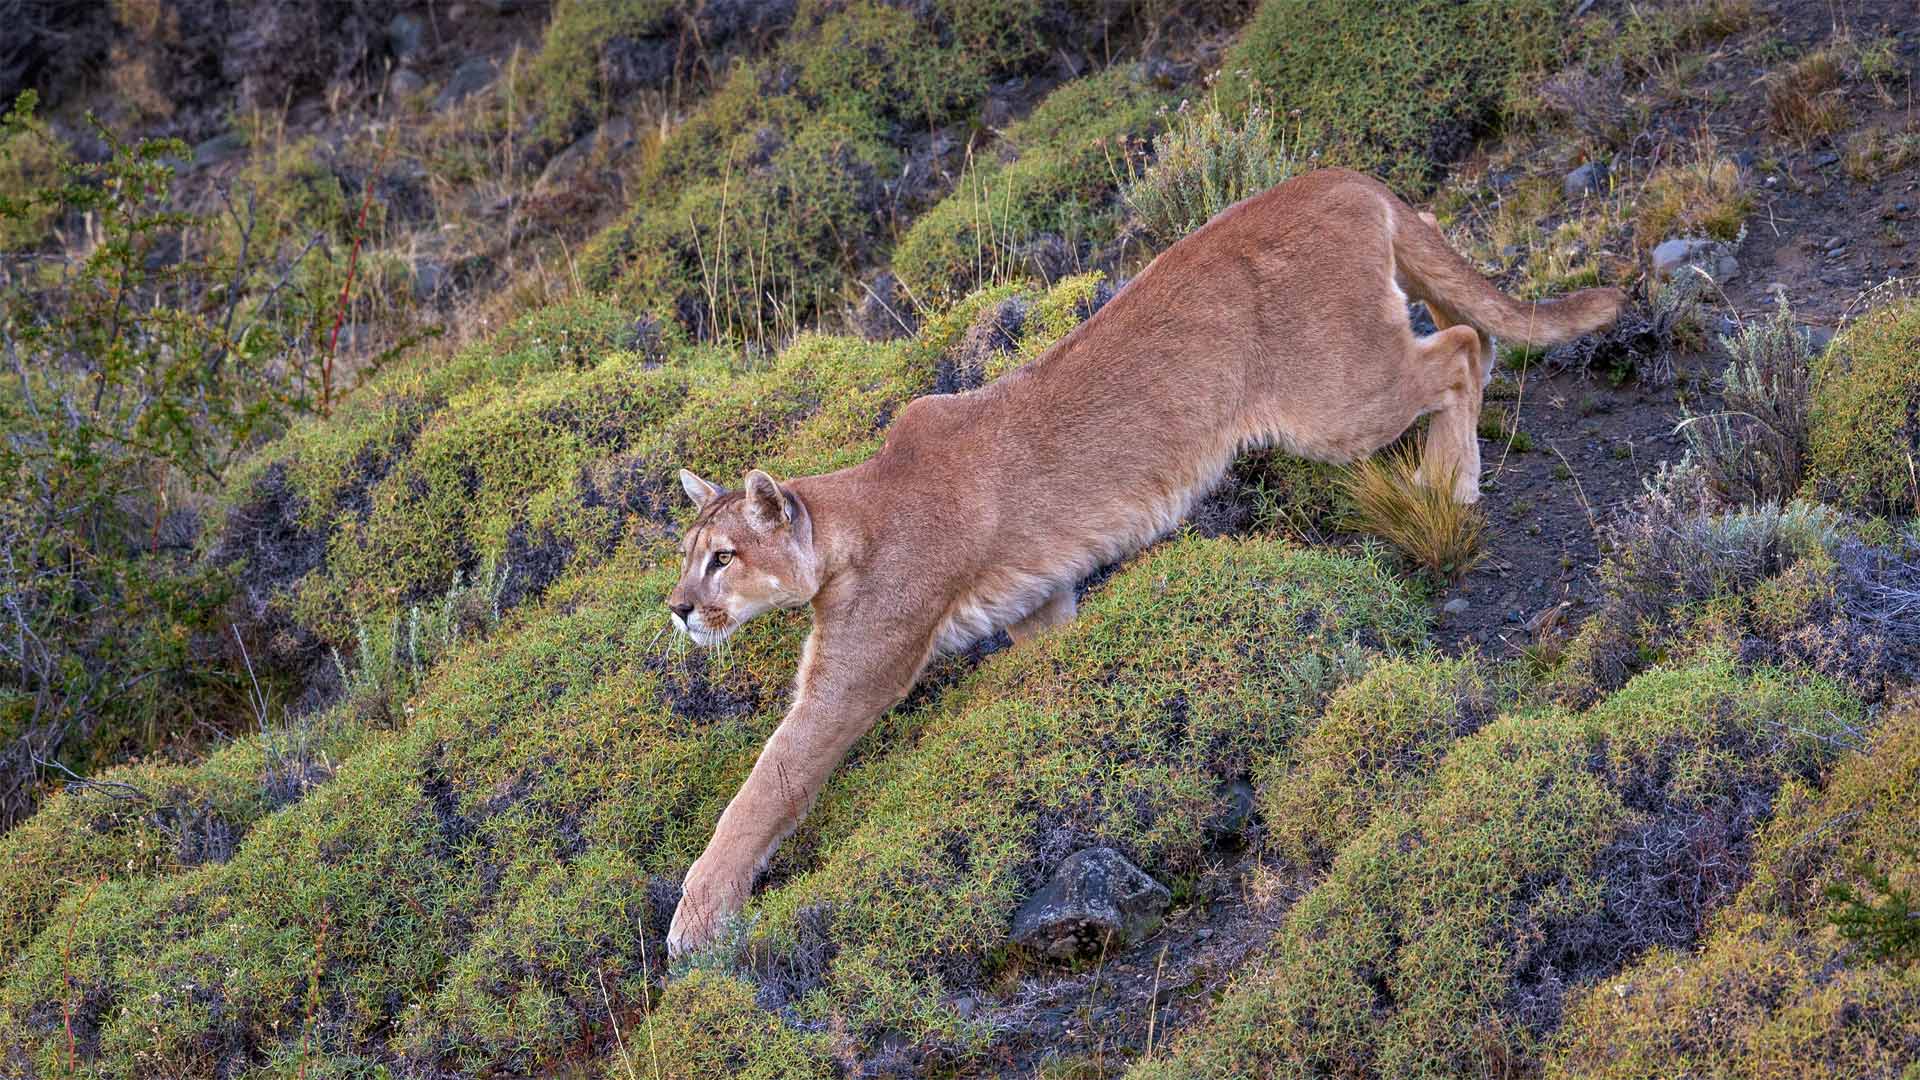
[{"left": 709, "top": 550, "right": 735, "bottom": 572}]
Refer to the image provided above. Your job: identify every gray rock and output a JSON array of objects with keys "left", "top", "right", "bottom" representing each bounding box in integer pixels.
[
  {"left": 854, "top": 271, "right": 917, "bottom": 343},
  {"left": 411, "top": 261, "right": 446, "bottom": 302},
  {"left": 1813, "top": 150, "right": 1839, "bottom": 167},
  {"left": 598, "top": 114, "right": 636, "bottom": 153},
  {"left": 1563, "top": 160, "right": 1607, "bottom": 200},
  {"left": 436, "top": 57, "right": 497, "bottom": 108},
  {"left": 1203, "top": 778, "right": 1256, "bottom": 844},
  {"left": 1799, "top": 324, "right": 1835, "bottom": 353},
  {"left": 389, "top": 68, "right": 427, "bottom": 101},
  {"left": 1011, "top": 847, "right": 1170, "bottom": 962},
  {"left": 1651, "top": 237, "right": 1738, "bottom": 283},
  {"left": 191, "top": 132, "right": 247, "bottom": 169},
  {"left": 1442, "top": 597, "right": 1471, "bottom": 616},
  {"left": 536, "top": 130, "right": 596, "bottom": 193},
  {"left": 388, "top": 13, "right": 426, "bottom": 61}
]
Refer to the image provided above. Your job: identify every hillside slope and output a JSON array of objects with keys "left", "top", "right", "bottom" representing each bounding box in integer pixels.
[{"left": 2, "top": 0, "right": 1918, "bottom": 1077}]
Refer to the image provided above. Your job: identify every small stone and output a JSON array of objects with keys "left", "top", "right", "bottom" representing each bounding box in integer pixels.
[
  {"left": 1651, "top": 237, "right": 1738, "bottom": 283},
  {"left": 1799, "top": 324, "right": 1835, "bottom": 353},
  {"left": 1825, "top": 236, "right": 1847, "bottom": 252},
  {"left": 411, "top": 261, "right": 446, "bottom": 302},
  {"left": 388, "top": 13, "right": 427, "bottom": 60},
  {"left": 597, "top": 115, "right": 636, "bottom": 154},
  {"left": 1011, "top": 848, "right": 1171, "bottom": 963},
  {"left": 436, "top": 57, "right": 497, "bottom": 108},
  {"left": 1563, "top": 160, "right": 1607, "bottom": 200},
  {"left": 1195, "top": 927, "right": 1214, "bottom": 940},
  {"left": 389, "top": 68, "right": 427, "bottom": 100},
  {"left": 191, "top": 131, "right": 247, "bottom": 169},
  {"left": 1203, "top": 778, "right": 1256, "bottom": 845},
  {"left": 951, "top": 994, "right": 977, "bottom": 1019},
  {"left": 535, "top": 130, "right": 596, "bottom": 193},
  {"left": 1442, "top": 597, "right": 1471, "bottom": 616},
  {"left": 1813, "top": 150, "right": 1840, "bottom": 167}
]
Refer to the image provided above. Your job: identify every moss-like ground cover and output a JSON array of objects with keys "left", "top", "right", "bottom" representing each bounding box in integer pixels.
[
  {"left": 1137, "top": 659, "right": 1866, "bottom": 1078},
  {"left": 0, "top": 528, "right": 1424, "bottom": 1075}
]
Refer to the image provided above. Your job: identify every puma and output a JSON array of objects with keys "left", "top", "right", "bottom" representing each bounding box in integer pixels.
[{"left": 662, "top": 167, "right": 1623, "bottom": 954}]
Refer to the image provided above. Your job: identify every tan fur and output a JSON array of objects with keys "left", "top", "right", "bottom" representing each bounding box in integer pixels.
[{"left": 662, "top": 168, "right": 1623, "bottom": 953}]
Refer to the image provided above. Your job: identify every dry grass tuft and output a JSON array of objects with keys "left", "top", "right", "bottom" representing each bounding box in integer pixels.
[
  {"left": 1345, "top": 449, "right": 1487, "bottom": 581},
  {"left": 1634, "top": 138, "right": 1750, "bottom": 249},
  {"left": 1766, "top": 47, "right": 1850, "bottom": 143}
]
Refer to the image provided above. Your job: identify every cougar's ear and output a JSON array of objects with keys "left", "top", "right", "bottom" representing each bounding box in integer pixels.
[
  {"left": 742, "top": 469, "right": 793, "bottom": 531},
  {"left": 678, "top": 469, "right": 723, "bottom": 509}
]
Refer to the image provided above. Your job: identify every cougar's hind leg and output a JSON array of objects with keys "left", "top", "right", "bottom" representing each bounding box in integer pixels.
[
  {"left": 1418, "top": 297, "right": 1495, "bottom": 390},
  {"left": 1412, "top": 324, "right": 1487, "bottom": 504},
  {"left": 1008, "top": 586, "right": 1077, "bottom": 644}
]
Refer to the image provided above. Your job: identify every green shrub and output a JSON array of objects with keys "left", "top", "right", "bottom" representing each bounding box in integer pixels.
[
  {"left": 893, "top": 66, "right": 1170, "bottom": 307},
  {"left": 1549, "top": 912, "right": 1920, "bottom": 1079},
  {"left": 575, "top": 0, "right": 1158, "bottom": 344},
  {"left": 1809, "top": 296, "right": 1920, "bottom": 517},
  {"left": 1124, "top": 97, "right": 1299, "bottom": 248},
  {"left": 1681, "top": 296, "right": 1814, "bottom": 508},
  {"left": 1547, "top": 700, "right": 1920, "bottom": 1077},
  {"left": 531, "top": 0, "right": 679, "bottom": 139},
  {"left": 0, "top": 105, "right": 69, "bottom": 250},
  {"left": 1220, "top": 0, "right": 1563, "bottom": 192},
  {"left": 1138, "top": 660, "right": 1861, "bottom": 1078},
  {"left": 607, "top": 969, "right": 834, "bottom": 1080},
  {"left": 745, "top": 536, "right": 1426, "bottom": 1054},
  {"left": 1261, "top": 654, "right": 1488, "bottom": 866},
  {"left": 0, "top": 96, "right": 339, "bottom": 823}
]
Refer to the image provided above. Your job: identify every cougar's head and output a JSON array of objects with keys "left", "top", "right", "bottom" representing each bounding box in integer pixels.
[{"left": 665, "top": 468, "right": 819, "bottom": 647}]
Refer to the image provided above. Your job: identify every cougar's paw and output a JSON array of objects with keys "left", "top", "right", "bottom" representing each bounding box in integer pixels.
[{"left": 666, "top": 860, "right": 749, "bottom": 958}]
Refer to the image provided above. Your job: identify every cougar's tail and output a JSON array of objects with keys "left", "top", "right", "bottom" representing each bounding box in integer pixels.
[{"left": 1393, "top": 206, "right": 1624, "bottom": 347}]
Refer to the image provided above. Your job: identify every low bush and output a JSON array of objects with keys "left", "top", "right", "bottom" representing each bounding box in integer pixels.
[
  {"left": 1261, "top": 654, "right": 1489, "bottom": 866},
  {"left": 892, "top": 65, "right": 1169, "bottom": 307},
  {"left": 578, "top": 0, "right": 1166, "bottom": 344},
  {"left": 1138, "top": 660, "right": 1862, "bottom": 1078},
  {"left": 1123, "top": 96, "right": 1298, "bottom": 248},
  {"left": 0, "top": 96, "right": 350, "bottom": 824},
  {"left": 744, "top": 538, "right": 1426, "bottom": 1057},
  {"left": 1548, "top": 699, "right": 1920, "bottom": 1077},
  {"left": 1550, "top": 464, "right": 1920, "bottom": 704},
  {"left": 1634, "top": 145, "right": 1750, "bottom": 249},
  {"left": 531, "top": 0, "right": 685, "bottom": 141},
  {"left": 1220, "top": 0, "right": 1563, "bottom": 192},
  {"left": 1680, "top": 297, "right": 1813, "bottom": 508},
  {"left": 0, "top": 533, "right": 1426, "bottom": 1075},
  {"left": 1809, "top": 295, "right": 1920, "bottom": 518}
]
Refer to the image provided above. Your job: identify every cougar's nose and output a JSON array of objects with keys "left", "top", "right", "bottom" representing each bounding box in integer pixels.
[{"left": 669, "top": 602, "right": 694, "bottom": 622}]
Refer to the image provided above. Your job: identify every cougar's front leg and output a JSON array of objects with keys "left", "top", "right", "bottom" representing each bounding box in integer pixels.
[{"left": 667, "top": 622, "right": 933, "bottom": 956}]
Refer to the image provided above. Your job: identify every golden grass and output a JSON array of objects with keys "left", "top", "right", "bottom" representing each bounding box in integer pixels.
[
  {"left": 1344, "top": 448, "right": 1487, "bottom": 581},
  {"left": 1634, "top": 140, "right": 1750, "bottom": 249},
  {"left": 1766, "top": 47, "right": 1850, "bottom": 143}
]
